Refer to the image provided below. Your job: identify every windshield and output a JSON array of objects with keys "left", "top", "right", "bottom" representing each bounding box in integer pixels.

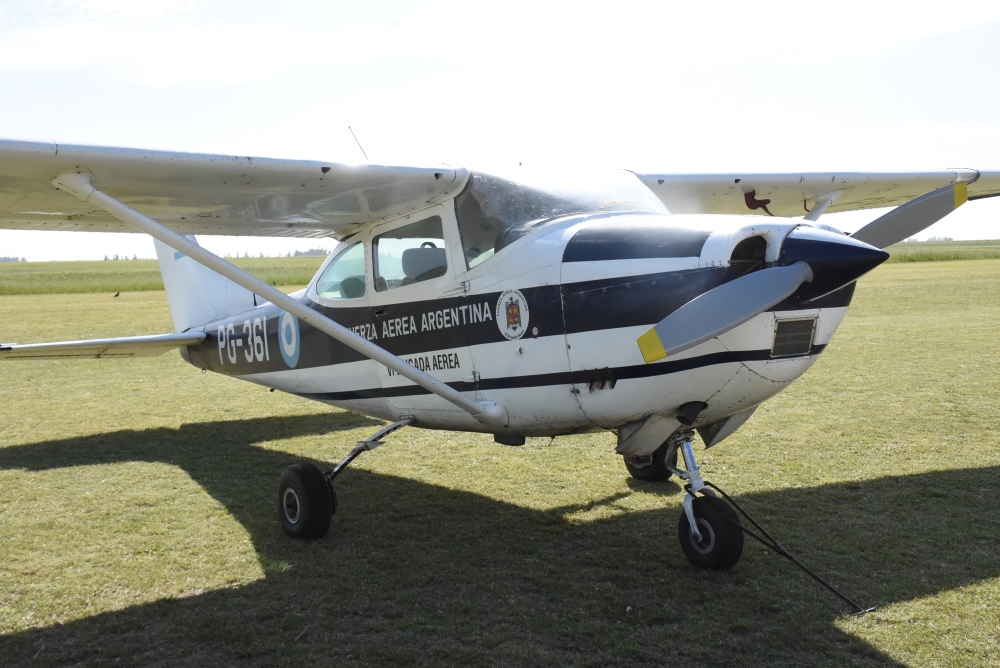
[{"left": 455, "top": 169, "right": 666, "bottom": 268}]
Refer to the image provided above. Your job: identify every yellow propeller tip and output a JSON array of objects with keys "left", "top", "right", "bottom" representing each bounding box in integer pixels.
[
  {"left": 637, "top": 328, "right": 667, "bottom": 364},
  {"left": 954, "top": 181, "right": 968, "bottom": 209}
]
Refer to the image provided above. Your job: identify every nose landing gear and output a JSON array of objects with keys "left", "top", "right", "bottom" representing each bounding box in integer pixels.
[
  {"left": 664, "top": 432, "right": 873, "bottom": 613},
  {"left": 669, "top": 431, "right": 745, "bottom": 570}
]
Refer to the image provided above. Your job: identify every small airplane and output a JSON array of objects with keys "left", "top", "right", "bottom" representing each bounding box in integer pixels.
[{"left": 1, "top": 138, "right": 997, "bottom": 571}]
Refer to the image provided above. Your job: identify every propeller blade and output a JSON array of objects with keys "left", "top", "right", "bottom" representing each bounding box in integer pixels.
[
  {"left": 850, "top": 182, "right": 968, "bottom": 249},
  {"left": 637, "top": 262, "right": 813, "bottom": 363}
]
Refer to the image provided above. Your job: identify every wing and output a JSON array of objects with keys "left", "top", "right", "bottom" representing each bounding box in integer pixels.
[
  {"left": 0, "top": 332, "right": 206, "bottom": 360},
  {"left": 0, "top": 139, "right": 467, "bottom": 239},
  {"left": 636, "top": 170, "right": 1000, "bottom": 217}
]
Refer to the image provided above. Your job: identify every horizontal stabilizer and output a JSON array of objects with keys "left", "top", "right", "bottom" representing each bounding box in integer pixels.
[{"left": 0, "top": 332, "right": 205, "bottom": 360}]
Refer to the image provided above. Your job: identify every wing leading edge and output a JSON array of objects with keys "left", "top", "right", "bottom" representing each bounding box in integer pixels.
[
  {"left": 0, "top": 139, "right": 467, "bottom": 239},
  {"left": 636, "top": 170, "right": 1000, "bottom": 218},
  {"left": 3, "top": 138, "right": 999, "bottom": 237}
]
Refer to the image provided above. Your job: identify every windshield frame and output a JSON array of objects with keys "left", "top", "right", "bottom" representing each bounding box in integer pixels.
[{"left": 454, "top": 169, "right": 666, "bottom": 268}]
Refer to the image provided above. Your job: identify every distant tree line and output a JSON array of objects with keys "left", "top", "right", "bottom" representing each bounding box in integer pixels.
[
  {"left": 0, "top": 256, "right": 26, "bottom": 262},
  {"left": 223, "top": 248, "right": 331, "bottom": 259},
  {"left": 292, "top": 248, "right": 330, "bottom": 257},
  {"left": 97, "top": 249, "right": 330, "bottom": 260},
  {"left": 903, "top": 236, "right": 955, "bottom": 243}
]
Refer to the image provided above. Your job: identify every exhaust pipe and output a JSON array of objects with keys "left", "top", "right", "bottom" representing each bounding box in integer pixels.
[{"left": 676, "top": 401, "right": 708, "bottom": 427}]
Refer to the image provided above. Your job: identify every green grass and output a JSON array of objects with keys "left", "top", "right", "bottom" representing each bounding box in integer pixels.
[
  {"left": 1, "top": 261, "right": 999, "bottom": 666},
  {"left": 885, "top": 239, "right": 1000, "bottom": 262},
  {"left": 0, "top": 256, "right": 327, "bottom": 295}
]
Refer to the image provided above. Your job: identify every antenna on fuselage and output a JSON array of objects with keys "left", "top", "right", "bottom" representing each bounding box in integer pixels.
[{"left": 348, "top": 126, "right": 369, "bottom": 161}]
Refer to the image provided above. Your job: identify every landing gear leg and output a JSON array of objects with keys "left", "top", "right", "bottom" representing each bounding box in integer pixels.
[
  {"left": 277, "top": 418, "right": 413, "bottom": 539},
  {"left": 671, "top": 431, "right": 744, "bottom": 570}
]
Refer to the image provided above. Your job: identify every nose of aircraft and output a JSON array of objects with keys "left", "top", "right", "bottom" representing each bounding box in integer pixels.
[
  {"left": 778, "top": 226, "right": 890, "bottom": 302},
  {"left": 637, "top": 223, "right": 891, "bottom": 363}
]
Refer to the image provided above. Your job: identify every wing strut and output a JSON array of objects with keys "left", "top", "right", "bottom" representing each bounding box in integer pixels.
[
  {"left": 803, "top": 190, "right": 844, "bottom": 222},
  {"left": 51, "top": 172, "right": 508, "bottom": 429}
]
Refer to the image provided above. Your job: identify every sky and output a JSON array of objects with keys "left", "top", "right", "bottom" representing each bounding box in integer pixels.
[{"left": 2, "top": 0, "right": 1000, "bottom": 260}]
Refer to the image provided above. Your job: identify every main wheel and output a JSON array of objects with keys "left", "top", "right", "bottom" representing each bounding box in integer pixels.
[
  {"left": 677, "top": 496, "right": 744, "bottom": 570},
  {"left": 623, "top": 441, "right": 678, "bottom": 481},
  {"left": 278, "top": 462, "right": 334, "bottom": 539}
]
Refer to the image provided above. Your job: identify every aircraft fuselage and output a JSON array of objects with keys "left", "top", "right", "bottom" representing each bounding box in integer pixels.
[{"left": 183, "top": 205, "right": 857, "bottom": 445}]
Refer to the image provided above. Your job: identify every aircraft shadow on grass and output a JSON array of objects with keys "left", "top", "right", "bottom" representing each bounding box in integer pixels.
[{"left": 0, "top": 414, "right": 997, "bottom": 666}]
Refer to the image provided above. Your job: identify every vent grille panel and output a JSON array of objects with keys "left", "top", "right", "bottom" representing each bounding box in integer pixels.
[{"left": 771, "top": 318, "right": 817, "bottom": 358}]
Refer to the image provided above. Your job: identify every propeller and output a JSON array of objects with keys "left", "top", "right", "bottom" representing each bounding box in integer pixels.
[
  {"left": 637, "top": 262, "right": 812, "bottom": 363},
  {"left": 637, "top": 228, "right": 889, "bottom": 364},
  {"left": 850, "top": 181, "right": 968, "bottom": 249}
]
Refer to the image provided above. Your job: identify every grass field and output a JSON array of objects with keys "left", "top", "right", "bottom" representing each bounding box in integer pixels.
[
  {"left": 0, "top": 256, "right": 327, "bottom": 295},
  {"left": 885, "top": 239, "right": 1000, "bottom": 263},
  {"left": 1, "top": 260, "right": 999, "bottom": 666}
]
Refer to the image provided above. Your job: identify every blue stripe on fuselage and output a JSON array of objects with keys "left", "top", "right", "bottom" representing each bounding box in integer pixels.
[{"left": 182, "top": 270, "right": 854, "bottom": 376}]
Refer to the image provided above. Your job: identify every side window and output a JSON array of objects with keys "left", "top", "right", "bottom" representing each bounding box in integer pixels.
[
  {"left": 374, "top": 216, "right": 447, "bottom": 291},
  {"left": 315, "top": 242, "right": 366, "bottom": 300},
  {"left": 455, "top": 177, "right": 503, "bottom": 269}
]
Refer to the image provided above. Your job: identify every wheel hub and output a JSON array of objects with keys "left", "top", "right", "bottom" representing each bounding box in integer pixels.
[
  {"left": 282, "top": 487, "right": 301, "bottom": 525},
  {"left": 690, "top": 518, "right": 716, "bottom": 554}
]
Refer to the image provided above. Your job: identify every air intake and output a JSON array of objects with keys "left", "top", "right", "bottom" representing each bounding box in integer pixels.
[{"left": 771, "top": 317, "right": 816, "bottom": 358}]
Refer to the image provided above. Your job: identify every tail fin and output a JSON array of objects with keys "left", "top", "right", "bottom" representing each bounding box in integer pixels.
[{"left": 154, "top": 237, "right": 258, "bottom": 332}]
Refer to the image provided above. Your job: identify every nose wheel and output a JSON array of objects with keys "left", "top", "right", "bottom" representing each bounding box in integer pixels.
[
  {"left": 677, "top": 495, "right": 744, "bottom": 570},
  {"left": 670, "top": 431, "right": 745, "bottom": 570}
]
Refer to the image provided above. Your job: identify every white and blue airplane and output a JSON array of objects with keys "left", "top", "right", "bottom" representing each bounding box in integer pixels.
[{"left": 1, "top": 138, "right": 996, "bottom": 570}]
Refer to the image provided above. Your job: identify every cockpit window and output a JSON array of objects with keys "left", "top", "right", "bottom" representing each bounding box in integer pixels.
[
  {"left": 455, "top": 170, "right": 666, "bottom": 268},
  {"left": 374, "top": 215, "right": 447, "bottom": 291},
  {"left": 315, "top": 242, "right": 366, "bottom": 300}
]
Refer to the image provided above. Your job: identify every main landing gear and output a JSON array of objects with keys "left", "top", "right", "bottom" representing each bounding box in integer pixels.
[
  {"left": 277, "top": 419, "right": 413, "bottom": 540},
  {"left": 623, "top": 440, "right": 678, "bottom": 481},
  {"left": 625, "top": 430, "right": 745, "bottom": 570}
]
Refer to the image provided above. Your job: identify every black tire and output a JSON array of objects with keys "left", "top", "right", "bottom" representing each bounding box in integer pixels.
[
  {"left": 677, "top": 495, "right": 744, "bottom": 570},
  {"left": 623, "top": 441, "right": 678, "bottom": 481},
  {"left": 278, "top": 463, "right": 334, "bottom": 539}
]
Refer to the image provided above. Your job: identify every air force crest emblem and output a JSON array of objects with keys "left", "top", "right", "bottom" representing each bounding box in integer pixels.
[{"left": 496, "top": 289, "right": 529, "bottom": 340}]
